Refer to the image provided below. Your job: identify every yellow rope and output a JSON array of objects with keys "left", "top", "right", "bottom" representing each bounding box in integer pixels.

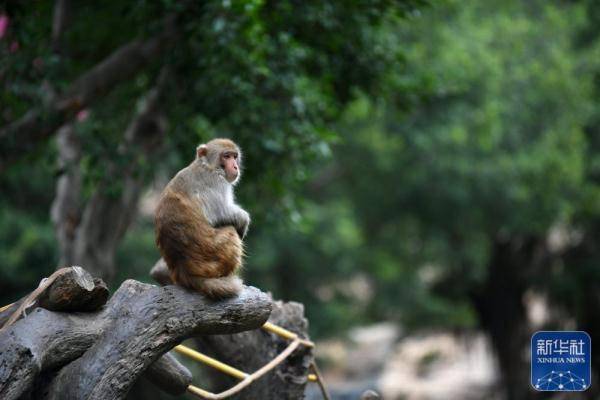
[
  {"left": 174, "top": 322, "right": 317, "bottom": 384},
  {"left": 262, "top": 321, "right": 315, "bottom": 347},
  {"left": 0, "top": 303, "right": 14, "bottom": 313},
  {"left": 173, "top": 345, "right": 248, "bottom": 380},
  {"left": 175, "top": 342, "right": 317, "bottom": 382},
  {"left": 186, "top": 338, "right": 301, "bottom": 399},
  {"left": 187, "top": 384, "right": 214, "bottom": 398}
]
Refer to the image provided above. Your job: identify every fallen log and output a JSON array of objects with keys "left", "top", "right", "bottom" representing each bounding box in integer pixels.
[
  {"left": 150, "top": 258, "right": 314, "bottom": 399},
  {"left": 0, "top": 271, "right": 272, "bottom": 400},
  {"left": 0, "top": 266, "right": 108, "bottom": 328},
  {"left": 38, "top": 267, "right": 109, "bottom": 312}
]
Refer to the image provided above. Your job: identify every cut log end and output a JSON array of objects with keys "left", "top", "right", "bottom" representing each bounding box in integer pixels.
[{"left": 38, "top": 266, "right": 109, "bottom": 312}]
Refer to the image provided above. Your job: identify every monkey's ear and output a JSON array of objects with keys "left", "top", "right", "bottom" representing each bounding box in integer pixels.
[{"left": 196, "top": 144, "right": 208, "bottom": 158}]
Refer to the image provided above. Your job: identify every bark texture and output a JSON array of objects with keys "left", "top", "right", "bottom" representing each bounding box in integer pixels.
[
  {"left": 0, "top": 268, "right": 272, "bottom": 400},
  {"left": 50, "top": 124, "right": 82, "bottom": 267},
  {"left": 151, "top": 258, "right": 314, "bottom": 399},
  {"left": 197, "top": 300, "right": 313, "bottom": 400},
  {"left": 0, "top": 266, "right": 108, "bottom": 327}
]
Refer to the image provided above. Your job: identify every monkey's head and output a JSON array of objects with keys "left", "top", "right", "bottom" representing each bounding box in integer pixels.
[{"left": 196, "top": 138, "right": 242, "bottom": 184}]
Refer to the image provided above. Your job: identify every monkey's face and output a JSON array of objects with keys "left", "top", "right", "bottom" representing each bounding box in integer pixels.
[
  {"left": 220, "top": 150, "right": 240, "bottom": 183},
  {"left": 197, "top": 139, "right": 242, "bottom": 184}
]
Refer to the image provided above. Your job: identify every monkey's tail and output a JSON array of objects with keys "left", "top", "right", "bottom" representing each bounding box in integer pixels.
[{"left": 194, "top": 275, "right": 243, "bottom": 299}]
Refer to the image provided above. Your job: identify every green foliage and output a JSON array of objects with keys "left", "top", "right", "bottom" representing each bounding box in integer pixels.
[
  {"left": 0, "top": 0, "right": 423, "bottom": 333},
  {"left": 391, "top": 0, "right": 589, "bottom": 234},
  {"left": 114, "top": 219, "right": 161, "bottom": 288},
  {"left": 0, "top": 208, "right": 57, "bottom": 304},
  {"left": 242, "top": 0, "right": 600, "bottom": 336},
  {"left": 2, "top": 0, "right": 600, "bottom": 344},
  {"left": 0, "top": 150, "right": 57, "bottom": 303}
]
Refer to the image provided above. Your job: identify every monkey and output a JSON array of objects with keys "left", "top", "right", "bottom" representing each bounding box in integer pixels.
[{"left": 155, "top": 138, "right": 250, "bottom": 299}]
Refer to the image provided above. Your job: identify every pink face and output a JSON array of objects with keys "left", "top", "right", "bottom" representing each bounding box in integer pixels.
[{"left": 220, "top": 151, "right": 239, "bottom": 182}]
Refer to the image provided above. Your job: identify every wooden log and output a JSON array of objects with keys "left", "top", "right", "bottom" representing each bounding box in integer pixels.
[
  {"left": 0, "top": 300, "right": 23, "bottom": 328},
  {"left": 44, "top": 281, "right": 271, "bottom": 400},
  {"left": 196, "top": 300, "right": 313, "bottom": 400},
  {"left": 38, "top": 267, "right": 109, "bottom": 311},
  {"left": 0, "top": 266, "right": 108, "bottom": 328},
  {"left": 0, "top": 279, "right": 271, "bottom": 400},
  {"left": 144, "top": 352, "right": 192, "bottom": 395},
  {"left": 150, "top": 258, "right": 314, "bottom": 400},
  {"left": 0, "top": 307, "right": 103, "bottom": 400},
  {"left": 149, "top": 258, "right": 172, "bottom": 286}
]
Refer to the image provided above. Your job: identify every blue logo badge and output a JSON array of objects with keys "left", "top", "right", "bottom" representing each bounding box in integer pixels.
[{"left": 531, "top": 331, "right": 591, "bottom": 391}]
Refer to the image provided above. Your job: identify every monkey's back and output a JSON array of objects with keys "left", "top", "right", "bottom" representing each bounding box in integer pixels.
[{"left": 155, "top": 186, "right": 243, "bottom": 287}]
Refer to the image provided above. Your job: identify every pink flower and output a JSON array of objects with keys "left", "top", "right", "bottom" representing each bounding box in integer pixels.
[
  {"left": 77, "top": 109, "right": 90, "bottom": 122},
  {"left": 9, "top": 40, "right": 19, "bottom": 53},
  {"left": 0, "top": 15, "right": 8, "bottom": 39}
]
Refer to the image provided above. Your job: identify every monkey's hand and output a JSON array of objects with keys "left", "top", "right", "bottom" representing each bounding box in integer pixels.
[
  {"left": 234, "top": 208, "right": 251, "bottom": 240},
  {"left": 213, "top": 208, "right": 250, "bottom": 239}
]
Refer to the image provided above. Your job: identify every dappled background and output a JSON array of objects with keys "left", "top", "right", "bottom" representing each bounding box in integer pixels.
[{"left": 1, "top": 1, "right": 600, "bottom": 399}]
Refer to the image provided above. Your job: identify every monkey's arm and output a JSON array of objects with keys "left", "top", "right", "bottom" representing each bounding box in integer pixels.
[
  {"left": 213, "top": 207, "right": 250, "bottom": 239},
  {"left": 232, "top": 207, "right": 250, "bottom": 239}
]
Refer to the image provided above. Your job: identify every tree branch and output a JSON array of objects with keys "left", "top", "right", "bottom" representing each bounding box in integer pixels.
[
  {"left": 195, "top": 301, "right": 313, "bottom": 399},
  {"left": 144, "top": 352, "right": 193, "bottom": 395},
  {"left": 0, "top": 26, "right": 174, "bottom": 171},
  {"left": 51, "top": 0, "right": 71, "bottom": 54}
]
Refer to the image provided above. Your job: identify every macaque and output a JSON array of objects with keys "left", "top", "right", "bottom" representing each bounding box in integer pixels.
[{"left": 155, "top": 138, "right": 250, "bottom": 299}]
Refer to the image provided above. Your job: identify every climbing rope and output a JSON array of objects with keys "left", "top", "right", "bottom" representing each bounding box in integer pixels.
[{"left": 175, "top": 321, "right": 331, "bottom": 399}]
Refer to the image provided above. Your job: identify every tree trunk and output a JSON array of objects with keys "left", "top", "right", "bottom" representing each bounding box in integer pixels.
[
  {"left": 471, "top": 235, "right": 548, "bottom": 400},
  {"left": 562, "top": 221, "right": 600, "bottom": 399},
  {"left": 53, "top": 72, "right": 169, "bottom": 282},
  {"left": 47, "top": 1, "right": 170, "bottom": 283},
  {"left": 51, "top": 124, "right": 82, "bottom": 267}
]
